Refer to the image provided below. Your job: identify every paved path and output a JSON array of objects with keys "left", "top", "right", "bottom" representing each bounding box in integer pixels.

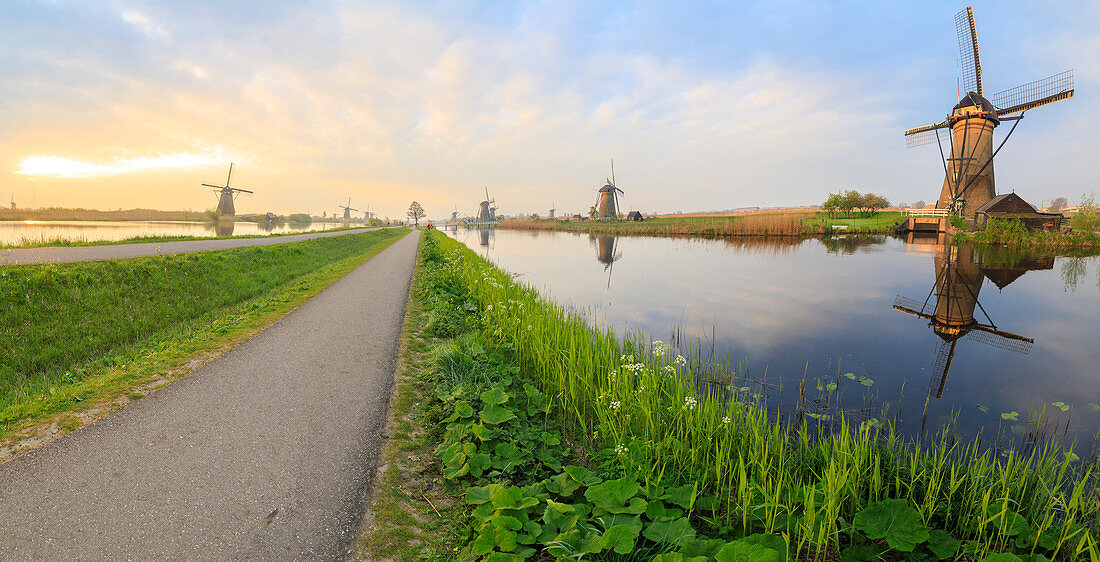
[
  {"left": 0, "top": 227, "right": 396, "bottom": 266},
  {"left": 0, "top": 230, "right": 420, "bottom": 560}
]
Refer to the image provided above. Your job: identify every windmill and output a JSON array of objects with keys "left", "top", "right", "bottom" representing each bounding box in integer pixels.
[
  {"left": 892, "top": 244, "right": 1034, "bottom": 405},
  {"left": 9, "top": 193, "right": 14, "bottom": 210},
  {"left": 595, "top": 159, "right": 623, "bottom": 220},
  {"left": 338, "top": 198, "right": 359, "bottom": 220},
  {"left": 549, "top": 202, "right": 556, "bottom": 219},
  {"left": 202, "top": 163, "right": 253, "bottom": 216},
  {"left": 904, "top": 6, "right": 1074, "bottom": 217},
  {"left": 477, "top": 186, "right": 495, "bottom": 222}
]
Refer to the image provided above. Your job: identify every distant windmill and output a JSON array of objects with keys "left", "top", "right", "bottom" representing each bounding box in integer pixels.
[
  {"left": 477, "top": 186, "right": 495, "bottom": 222},
  {"left": 9, "top": 192, "right": 14, "bottom": 210},
  {"left": 549, "top": 201, "right": 556, "bottom": 219},
  {"left": 893, "top": 244, "right": 1034, "bottom": 404},
  {"left": 595, "top": 159, "right": 623, "bottom": 220},
  {"left": 338, "top": 198, "right": 359, "bottom": 220},
  {"left": 202, "top": 163, "right": 253, "bottom": 216},
  {"left": 903, "top": 6, "right": 1074, "bottom": 217}
]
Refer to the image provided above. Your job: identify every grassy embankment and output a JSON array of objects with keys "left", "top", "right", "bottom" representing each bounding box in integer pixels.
[
  {"left": 365, "top": 229, "right": 1098, "bottom": 560},
  {"left": 954, "top": 218, "right": 1100, "bottom": 250},
  {"left": 0, "top": 225, "right": 373, "bottom": 249},
  {"left": 0, "top": 207, "right": 209, "bottom": 222},
  {"left": 499, "top": 211, "right": 905, "bottom": 237},
  {"left": 0, "top": 228, "right": 409, "bottom": 448}
]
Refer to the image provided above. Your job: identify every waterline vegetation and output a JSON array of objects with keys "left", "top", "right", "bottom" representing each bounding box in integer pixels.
[{"left": 405, "top": 230, "right": 1097, "bottom": 560}]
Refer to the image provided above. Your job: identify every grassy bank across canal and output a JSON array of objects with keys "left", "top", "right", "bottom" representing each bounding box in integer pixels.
[
  {"left": 0, "top": 227, "right": 409, "bottom": 450},
  {"left": 373, "top": 229, "right": 1097, "bottom": 560},
  {"left": 498, "top": 211, "right": 906, "bottom": 237},
  {"left": 953, "top": 218, "right": 1100, "bottom": 250}
]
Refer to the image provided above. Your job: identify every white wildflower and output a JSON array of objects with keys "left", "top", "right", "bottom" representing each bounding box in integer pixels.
[
  {"left": 722, "top": 416, "right": 731, "bottom": 424},
  {"left": 683, "top": 396, "right": 697, "bottom": 410},
  {"left": 675, "top": 355, "right": 687, "bottom": 366},
  {"left": 614, "top": 444, "right": 626, "bottom": 455},
  {"left": 610, "top": 401, "right": 621, "bottom": 411}
]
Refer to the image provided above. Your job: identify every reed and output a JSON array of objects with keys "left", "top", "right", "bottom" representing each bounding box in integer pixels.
[
  {"left": 499, "top": 211, "right": 904, "bottom": 238},
  {"left": 954, "top": 218, "right": 1100, "bottom": 249},
  {"left": 426, "top": 230, "right": 1099, "bottom": 558}
]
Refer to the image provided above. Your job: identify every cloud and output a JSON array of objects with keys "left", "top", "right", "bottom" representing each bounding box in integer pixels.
[
  {"left": 15, "top": 151, "right": 231, "bottom": 178},
  {"left": 120, "top": 11, "right": 169, "bottom": 40}
]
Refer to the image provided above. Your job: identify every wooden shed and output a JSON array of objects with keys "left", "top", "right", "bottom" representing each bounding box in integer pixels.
[
  {"left": 974, "top": 193, "right": 1062, "bottom": 231},
  {"left": 625, "top": 210, "right": 644, "bottom": 222}
]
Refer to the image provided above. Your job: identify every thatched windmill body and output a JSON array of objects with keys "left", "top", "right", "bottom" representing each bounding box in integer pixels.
[
  {"left": 904, "top": 7, "right": 1074, "bottom": 217},
  {"left": 202, "top": 163, "right": 252, "bottom": 216},
  {"left": 338, "top": 198, "right": 359, "bottom": 220},
  {"left": 595, "top": 160, "right": 623, "bottom": 220},
  {"left": 476, "top": 187, "right": 495, "bottom": 222}
]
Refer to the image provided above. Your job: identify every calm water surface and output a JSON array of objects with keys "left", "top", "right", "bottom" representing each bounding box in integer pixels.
[
  {"left": 447, "top": 227, "right": 1100, "bottom": 446},
  {"left": 0, "top": 220, "right": 345, "bottom": 245}
]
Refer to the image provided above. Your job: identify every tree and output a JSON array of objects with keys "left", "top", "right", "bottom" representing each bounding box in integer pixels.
[
  {"left": 1049, "top": 196, "right": 1068, "bottom": 212},
  {"left": 840, "top": 189, "right": 862, "bottom": 217},
  {"left": 822, "top": 192, "right": 843, "bottom": 217},
  {"left": 863, "top": 193, "right": 890, "bottom": 216},
  {"left": 530, "top": 213, "right": 540, "bottom": 220},
  {"left": 913, "top": 200, "right": 927, "bottom": 209},
  {"left": 407, "top": 201, "right": 426, "bottom": 226},
  {"left": 588, "top": 205, "right": 598, "bottom": 219}
]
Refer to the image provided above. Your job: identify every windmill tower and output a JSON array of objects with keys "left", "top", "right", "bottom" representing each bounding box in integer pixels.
[
  {"left": 904, "top": 7, "right": 1074, "bottom": 217},
  {"left": 338, "top": 198, "right": 359, "bottom": 220},
  {"left": 202, "top": 163, "right": 253, "bottom": 216},
  {"left": 9, "top": 193, "right": 14, "bottom": 210},
  {"left": 893, "top": 243, "right": 1034, "bottom": 404},
  {"left": 477, "top": 187, "right": 495, "bottom": 222},
  {"left": 549, "top": 202, "right": 556, "bottom": 219},
  {"left": 595, "top": 160, "right": 623, "bottom": 220}
]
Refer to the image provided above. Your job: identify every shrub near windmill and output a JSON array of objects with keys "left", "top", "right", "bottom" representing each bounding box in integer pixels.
[{"left": 903, "top": 6, "right": 1074, "bottom": 226}]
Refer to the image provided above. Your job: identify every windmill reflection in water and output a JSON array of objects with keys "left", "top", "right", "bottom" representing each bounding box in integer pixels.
[
  {"left": 893, "top": 238, "right": 1052, "bottom": 436},
  {"left": 593, "top": 234, "right": 621, "bottom": 289}
]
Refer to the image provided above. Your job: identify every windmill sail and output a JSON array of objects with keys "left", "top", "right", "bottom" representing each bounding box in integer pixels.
[
  {"left": 956, "top": 6, "right": 983, "bottom": 96},
  {"left": 992, "top": 70, "right": 1074, "bottom": 116},
  {"left": 904, "top": 120, "right": 952, "bottom": 148}
]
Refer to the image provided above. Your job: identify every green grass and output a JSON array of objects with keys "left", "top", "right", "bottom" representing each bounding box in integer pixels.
[
  {"left": 0, "top": 228, "right": 409, "bottom": 439},
  {"left": 804, "top": 211, "right": 906, "bottom": 233},
  {"left": 954, "top": 218, "right": 1100, "bottom": 250},
  {"left": 421, "top": 229, "right": 1099, "bottom": 560},
  {"left": 0, "top": 225, "right": 377, "bottom": 249}
]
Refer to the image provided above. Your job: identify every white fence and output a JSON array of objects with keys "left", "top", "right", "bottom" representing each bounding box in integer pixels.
[{"left": 905, "top": 208, "right": 951, "bottom": 217}]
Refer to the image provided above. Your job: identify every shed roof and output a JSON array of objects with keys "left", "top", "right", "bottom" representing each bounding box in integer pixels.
[{"left": 974, "top": 193, "right": 1037, "bottom": 215}]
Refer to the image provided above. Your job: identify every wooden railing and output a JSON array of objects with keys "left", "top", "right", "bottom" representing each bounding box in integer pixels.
[{"left": 905, "top": 208, "right": 951, "bottom": 217}]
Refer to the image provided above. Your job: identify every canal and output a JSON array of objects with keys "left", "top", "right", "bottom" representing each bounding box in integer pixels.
[{"left": 447, "top": 227, "right": 1100, "bottom": 448}]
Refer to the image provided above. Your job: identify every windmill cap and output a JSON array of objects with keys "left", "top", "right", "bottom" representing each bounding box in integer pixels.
[
  {"left": 953, "top": 92, "right": 997, "bottom": 113},
  {"left": 599, "top": 183, "right": 619, "bottom": 192}
]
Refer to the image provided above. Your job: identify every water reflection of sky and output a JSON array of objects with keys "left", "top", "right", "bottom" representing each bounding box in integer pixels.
[
  {"left": 448, "top": 228, "right": 1100, "bottom": 446},
  {"left": 0, "top": 220, "right": 343, "bottom": 245}
]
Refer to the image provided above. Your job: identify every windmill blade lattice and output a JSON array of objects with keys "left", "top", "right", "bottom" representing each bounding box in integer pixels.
[
  {"left": 992, "top": 70, "right": 1074, "bottom": 116},
  {"left": 956, "top": 6, "right": 983, "bottom": 96}
]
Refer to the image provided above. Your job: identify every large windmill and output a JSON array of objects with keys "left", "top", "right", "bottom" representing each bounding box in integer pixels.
[
  {"left": 904, "top": 6, "right": 1074, "bottom": 217},
  {"left": 476, "top": 187, "right": 495, "bottom": 222},
  {"left": 202, "top": 163, "right": 253, "bottom": 216},
  {"left": 595, "top": 160, "right": 623, "bottom": 220},
  {"left": 338, "top": 198, "right": 359, "bottom": 220},
  {"left": 892, "top": 244, "right": 1034, "bottom": 402}
]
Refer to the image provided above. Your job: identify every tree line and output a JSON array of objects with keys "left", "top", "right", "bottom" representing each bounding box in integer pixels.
[{"left": 822, "top": 190, "right": 890, "bottom": 218}]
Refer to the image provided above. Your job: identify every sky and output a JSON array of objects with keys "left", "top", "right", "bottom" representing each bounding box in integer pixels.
[{"left": 1, "top": 0, "right": 1095, "bottom": 220}]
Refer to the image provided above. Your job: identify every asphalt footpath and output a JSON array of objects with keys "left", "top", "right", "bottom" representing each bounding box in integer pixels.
[
  {"left": 0, "top": 229, "right": 420, "bottom": 560},
  {"left": 0, "top": 227, "right": 392, "bottom": 266}
]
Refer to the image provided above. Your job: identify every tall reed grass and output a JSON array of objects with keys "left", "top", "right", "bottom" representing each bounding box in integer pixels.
[{"left": 427, "top": 230, "right": 1099, "bottom": 559}]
